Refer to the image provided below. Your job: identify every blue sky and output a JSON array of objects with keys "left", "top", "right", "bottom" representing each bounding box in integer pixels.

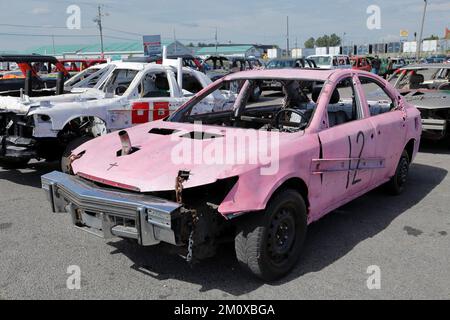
[{"left": 0, "top": 0, "right": 448, "bottom": 51}]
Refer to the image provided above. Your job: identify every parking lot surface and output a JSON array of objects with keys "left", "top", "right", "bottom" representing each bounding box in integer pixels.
[{"left": 0, "top": 142, "right": 449, "bottom": 300}]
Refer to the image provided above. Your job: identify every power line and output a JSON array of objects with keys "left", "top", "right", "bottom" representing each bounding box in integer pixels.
[
  {"left": 0, "top": 23, "right": 96, "bottom": 30},
  {"left": 28, "top": 0, "right": 114, "bottom": 9},
  {"left": 103, "top": 35, "right": 138, "bottom": 41},
  {"left": 0, "top": 32, "right": 98, "bottom": 37},
  {"left": 103, "top": 26, "right": 142, "bottom": 36}
]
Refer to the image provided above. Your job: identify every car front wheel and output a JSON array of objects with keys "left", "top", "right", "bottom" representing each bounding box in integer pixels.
[
  {"left": 235, "top": 189, "right": 307, "bottom": 281},
  {"left": 60, "top": 135, "right": 93, "bottom": 173},
  {"left": 386, "top": 150, "right": 410, "bottom": 195},
  {"left": 0, "top": 157, "right": 30, "bottom": 169}
]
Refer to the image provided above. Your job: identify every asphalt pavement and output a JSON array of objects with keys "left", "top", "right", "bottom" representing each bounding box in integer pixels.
[{"left": 0, "top": 141, "right": 449, "bottom": 300}]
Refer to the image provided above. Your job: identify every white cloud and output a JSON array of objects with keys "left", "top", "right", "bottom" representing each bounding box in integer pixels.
[
  {"left": 427, "top": 2, "right": 450, "bottom": 12},
  {"left": 408, "top": 0, "right": 450, "bottom": 12}
]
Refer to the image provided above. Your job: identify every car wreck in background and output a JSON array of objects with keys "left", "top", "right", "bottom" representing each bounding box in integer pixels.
[
  {"left": 350, "top": 56, "right": 372, "bottom": 72},
  {"left": 204, "top": 55, "right": 264, "bottom": 101},
  {"left": 0, "top": 60, "right": 226, "bottom": 168},
  {"left": 0, "top": 55, "right": 70, "bottom": 97},
  {"left": 124, "top": 54, "right": 204, "bottom": 72},
  {"left": 60, "top": 58, "right": 107, "bottom": 74},
  {"left": 42, "top": 68, "right": 421, "bottom": 280},
  {"left": 307, "top": 54, "right": 351, "bottom": 69},
  {"left": 62, "top": 62, "right": 116, "bottom": 93},
  {"left": 388, "top": 64, "right": 450, "bottom": 142},
  {"left": 265, "top": 57, "right": 317, "bottom": 70},
  {"left": 204, "top": 55, "right": 263, "bottom": 81},
  {"left": 262, "top": 57, "right": 317, "bottom": 91}
]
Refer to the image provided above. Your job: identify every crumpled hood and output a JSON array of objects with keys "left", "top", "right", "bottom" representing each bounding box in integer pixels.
[
  {"left": 402, "top": 89, "right": 450, "bottom": 109},
  {"left": 0, "top": 88, "right": 106, "bottom": 114},
  {"left": 0, "top": 96, "right": 35, "bottom": 113},
  {"left": 71, "top": 121, "right": 291, "bottom": 192}
]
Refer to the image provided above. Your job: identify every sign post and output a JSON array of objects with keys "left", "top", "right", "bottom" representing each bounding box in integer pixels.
[{"left": 143, "top": 35, "right": 162, "bottom": 57}]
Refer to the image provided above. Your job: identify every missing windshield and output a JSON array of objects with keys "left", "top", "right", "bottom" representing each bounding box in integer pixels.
[{"left": 168, "top": 77, "right": 324, "bottom": 133}]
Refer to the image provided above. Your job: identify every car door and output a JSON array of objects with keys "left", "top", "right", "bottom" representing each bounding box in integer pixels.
[
  {"left": 128, "top": 70, "right": 180, "bottom": 125},
  {"left": 358, "top": 75, "right": 407, "bottom": 182},
  {"left": 312, "top": 74, "right": 379, "bottom": 216}
]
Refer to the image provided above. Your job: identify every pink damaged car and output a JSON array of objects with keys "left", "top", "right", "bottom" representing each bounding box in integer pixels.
[{"left": 42, "top": 69, "right": 422, "bottom": 280}]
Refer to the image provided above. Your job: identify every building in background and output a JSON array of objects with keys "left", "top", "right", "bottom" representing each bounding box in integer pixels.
[
  {"left": 21, "top": 37, "right": 449, "bottom": 62},
  {"left": 23, "top": 40, "right": 193, "bottom": 61},
  {"left": 195, "top": 45, "right": 263, "bottom": 58}
]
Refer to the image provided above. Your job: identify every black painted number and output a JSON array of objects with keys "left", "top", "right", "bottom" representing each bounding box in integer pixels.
[{"left": 346, "top": 131, "right": 365, "bottom": 189}]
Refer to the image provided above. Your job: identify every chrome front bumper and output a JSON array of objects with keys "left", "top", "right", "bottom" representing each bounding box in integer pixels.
[{"left": 41, "top": 171, "right": 183, "bottom": 246}]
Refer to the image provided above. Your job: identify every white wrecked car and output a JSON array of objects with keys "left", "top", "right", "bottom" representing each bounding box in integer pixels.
[
  {"left": 0, "top": 60, "right": 225, "bottom": 169},
  {"left": 0, "top": 62, "right": 116, "bottom": 108}
]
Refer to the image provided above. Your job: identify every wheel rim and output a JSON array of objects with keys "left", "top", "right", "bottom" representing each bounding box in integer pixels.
[
  {"left": 398, "top": 157, "right": 409, "bottom": 187},
  {"left": 267, "top": 206, "right": 296, "bottom": 266}
]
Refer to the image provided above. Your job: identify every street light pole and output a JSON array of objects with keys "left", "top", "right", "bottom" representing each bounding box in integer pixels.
[{"left": 416, "top": 0, "right": 428, "bottom": 61}]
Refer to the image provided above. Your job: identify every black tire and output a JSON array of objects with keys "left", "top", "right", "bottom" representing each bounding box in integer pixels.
[
  {"left": 60, "top": 135, "right": 92, "bottom": 173},
  {"left": 235, "top": 189, "right": 307, "bottom": 281},
  {"left": 386, "top": 150, "right": 410, "bottom": 195},
  {"left": 0, "top": 157, "right": 30, "bottom": 169},
  {"left": 437, "top": 83, "right": 450, "bottom": 91}
]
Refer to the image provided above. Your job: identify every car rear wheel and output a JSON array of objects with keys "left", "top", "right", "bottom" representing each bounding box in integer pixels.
[
  {"left": 386, "top": 150, "right": 410, "bottom": 195},
  {"left": 60, "top": 135, "right": 92, "bottom": 173},
  {"left": 235, "top": 189, "right": 307, "bottom": 281}
]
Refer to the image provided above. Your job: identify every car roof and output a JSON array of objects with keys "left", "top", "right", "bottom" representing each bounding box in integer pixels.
[
  {"left": 60, "top": 59, "right": 106, "bottom": 62},
  {"left": 308, "top": 54, "right": 349, "bottom": 57},
  {"left": 0, "top": 54, "right": 59, "bottom": 63},
  {"left": 269, "top": 58, "right": 303, "bottom": 61},
  {"left": 167, "top": 54, "right": 196, "bottom": 59},
  {"left": 224, "top": 68, "right": 344, "bottom": 81},
  {"left": 86, "top": 63, "right": 109, "bottom": 69},
  {"left": 400, "top": 64, "right": 450, "bottom": 70},
  {"left": 111, "top": 62, "right": 148, "bottom": 70}
]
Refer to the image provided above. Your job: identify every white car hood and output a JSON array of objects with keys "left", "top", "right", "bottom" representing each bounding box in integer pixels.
[{"left": 0, "top": 88, "right": 107, "bottom": 114}]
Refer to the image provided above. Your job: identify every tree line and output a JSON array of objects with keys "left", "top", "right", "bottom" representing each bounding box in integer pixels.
[{"left": 304, "top": 34, "right": 342, "bottom": 48}]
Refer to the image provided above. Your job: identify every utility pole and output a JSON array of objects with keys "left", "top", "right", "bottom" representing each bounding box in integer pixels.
[
  {"left": 94, "top": 5, "right": 105, "bottom": 58},
  {"left": 286, "top": 16, "right": 290, "bottom": 57},
  {"left": 416, "top": 0, "right": 428, "bottom": 60}
]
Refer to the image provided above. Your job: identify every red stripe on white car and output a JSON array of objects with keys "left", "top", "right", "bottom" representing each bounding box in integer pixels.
[
  {"left": 131, "top": 102, "right": 150, "bottom": 124},
  {"left": 153, "top": 102, "right": 170, "bottom": 120}
]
